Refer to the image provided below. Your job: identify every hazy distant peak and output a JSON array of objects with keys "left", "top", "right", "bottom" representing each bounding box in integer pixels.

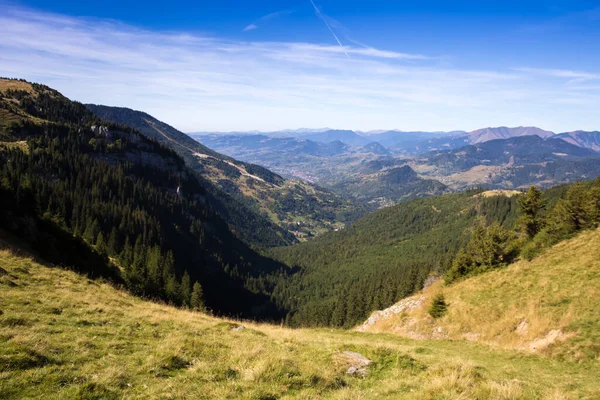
[{"left": 465, "top": 126, "right": 554, "bottom": 144}]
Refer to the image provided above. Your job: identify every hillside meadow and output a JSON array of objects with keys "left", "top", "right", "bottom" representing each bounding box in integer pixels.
[
  {"left": 361, "top": 227, "right": 600, "bottom": 363},
  {"left": 1, "top": 240, "right": 599, "bottom": 399}
]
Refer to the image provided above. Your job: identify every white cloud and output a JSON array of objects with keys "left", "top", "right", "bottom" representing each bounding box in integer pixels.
[
  {"left": 243, "top": 10, "right": 291, "bottom": 32},
  {"left": 0, "top": 5, "right": 598, "bottom": 132}
]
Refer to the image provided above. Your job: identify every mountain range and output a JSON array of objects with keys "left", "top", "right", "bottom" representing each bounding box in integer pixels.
[{"left": 194, "top": 126, "right": 600, "bottom": 207}]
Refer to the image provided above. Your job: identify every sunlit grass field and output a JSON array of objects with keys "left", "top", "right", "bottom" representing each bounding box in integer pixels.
[
  {"left": 1, "top": 240, "right": 599, "bottom": 399},
  {"left": 366, "top": 228, "right": 600, "bottom": 365}
]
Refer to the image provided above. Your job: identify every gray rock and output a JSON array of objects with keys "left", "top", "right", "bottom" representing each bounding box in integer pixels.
[{"left": 342, "top": 351, "right": 371, "bottom": 376}]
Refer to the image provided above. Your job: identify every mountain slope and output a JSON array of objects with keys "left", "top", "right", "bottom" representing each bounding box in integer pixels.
[
  {"left": 359, "top": 227, "right": 600, "bottom": 362},
  {"left": 551, "top": 130, "right": 600, "bottom": 151},
  {"left": 331, "top": 165, "right": 448, "bottom": 208},
  {"left": 1, "top": 241, "right": 599, "bottom": 399},
  {"left": 367, "top": 130, "right": 465, "bottom": 153},
  {"left": 415, "top": 135, "right": 600, "bottom": 189},
  {"left": 303, "top": 129, "right": 373, "bottom": 147},
  {"left": 195, "top": 133, "right": 450, "bottom": 208},
  {"left": 464, "top": 126, "right": 554, "bottom": 143},
  {"left": 360, "top": 141, "right": 391, "bottom": 155},
  {"left": 0, "top": 78, "right": 289, "bottom": 318},
  {"left": 86, "top": 105, "right": 363, "bottom": 240},
  {"left": 424, "top": 135, "right": 597, "bottom": 169},
  {"left": 410, "top": 126, "right": 556, "bottom": 155}
]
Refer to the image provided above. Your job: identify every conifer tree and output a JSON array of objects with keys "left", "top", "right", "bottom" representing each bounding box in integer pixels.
[
  {"left": 179, "top": 271, "right": 192, "bottom": 307},
  {"left": 107, "top": 227, "right": 119, "bottom": 255},
  {"left": 190, "top": 281, "right": 206, "bottom": 311},
  {"left": 145, "top": 246, "right": 162, "bottom": 293},
  {"left": 132, "top": 235, "right": 146, "bottom": 271},
  {"left": 83, "top": 219, "right": 99, "bottom": 244},
  {"left": 95, "top": 231, "right": 106, "bottom": 253},
  {"left": 517, "top": 185, "right": 545, "bottom": 238},
  {"left": 428, "top": 293, "right": 448, "bottom": 319},
  {"left": 165, "top": 275, "right": 180, "bottom": 304},
  {"left": 121, "top": 236, "right": 134, "bottom": 268}
]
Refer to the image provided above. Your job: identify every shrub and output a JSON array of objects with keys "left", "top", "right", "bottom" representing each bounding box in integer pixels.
[{"left": 428, "top": 294, "right": 448, "bottom": 319}]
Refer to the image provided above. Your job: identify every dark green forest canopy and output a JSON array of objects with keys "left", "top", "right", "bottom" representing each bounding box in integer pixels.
[
  {"left": 267, "top": 181, "right": 592, "bottom": 328},
  {"left": 0, "top": 78, "right": 290, "bottom": 320},
  {"left": 268, "top": 191, "right": 522, "bottom": 327}
]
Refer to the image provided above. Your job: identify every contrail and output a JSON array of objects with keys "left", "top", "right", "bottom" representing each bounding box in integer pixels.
[{"left": 309, "top": 0, "right": 350, "bottom": 59}]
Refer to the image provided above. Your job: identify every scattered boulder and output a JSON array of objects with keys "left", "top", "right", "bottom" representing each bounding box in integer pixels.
[
  {"left": 342, "top": 351, "right": 371, "bottom": 376},
  {"left": 230, "top": 325, "right": 245, "bottom": 332}
]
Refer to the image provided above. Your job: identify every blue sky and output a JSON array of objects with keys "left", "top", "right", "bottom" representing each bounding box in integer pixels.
[{"left": 1, "top": 0, "right": 599, "bottom": 132}]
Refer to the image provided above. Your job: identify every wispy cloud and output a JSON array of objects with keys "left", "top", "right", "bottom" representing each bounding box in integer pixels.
[
  {"left": 0, "top": 5, "right": 598, "bottom": 132},
  {"left": 243, "top": 10, "right": 291, "bottom": 32},
  {"left": 515, "top": 67, "right": 600, "bottom": 80},
  {"left": 308, "top": 0, "right": 349, "bottom": 59}
]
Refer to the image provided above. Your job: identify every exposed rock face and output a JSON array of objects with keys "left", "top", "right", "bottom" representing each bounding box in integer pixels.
[
  {"left": 90, "top": 125, "right": 110, "bottom": 137},
  {"left": 356, "top": 296, "right": 425, "bottom": 332},
  {"left": 341, "top": 351, "right": 372, "bottom": 376}
]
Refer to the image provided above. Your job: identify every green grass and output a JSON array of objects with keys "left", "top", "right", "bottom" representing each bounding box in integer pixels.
[
  {"left": 1, "top": 245, "right": 599, "bottom": 399},
  {"left": 364, "top": 227, "right": 600, "bottom": 365}
]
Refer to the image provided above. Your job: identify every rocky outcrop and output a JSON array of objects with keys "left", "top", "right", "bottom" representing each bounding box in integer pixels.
[{"left": 356, "top": 295, "right": 424, "bottom": 332}]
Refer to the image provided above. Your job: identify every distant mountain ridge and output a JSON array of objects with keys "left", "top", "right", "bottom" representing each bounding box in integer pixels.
[
  {"left": 552, "top": 130, "right": 600, "bottom": 151},
  {"left": 463, "top": 126, "right": 555, "bottom": 143}
]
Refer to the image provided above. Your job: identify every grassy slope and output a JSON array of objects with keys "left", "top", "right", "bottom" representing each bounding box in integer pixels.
[
  {"left": 361, "top": 228, "right": 600, "bottom": 363},
  {"left": 1, "top": 244, "right": 599, "bottom": 399}
]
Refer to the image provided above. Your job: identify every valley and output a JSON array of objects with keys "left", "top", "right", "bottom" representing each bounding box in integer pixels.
[
  {"left": 2, "top": 1, "right": 600, "bottom": 398},
  {"left": 86, "top": 105, "right": 365, "bottom": 242},
  {"left": 195, "top": 127, "right": 600, "bottom": 208},
  {"left": 1, "top": 77, "right": 600, "bottom": 399}
]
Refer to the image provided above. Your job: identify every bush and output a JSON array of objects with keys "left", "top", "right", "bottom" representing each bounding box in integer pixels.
[
  {"left": 520, "top": 228, "right": 557, "bottom": 261},
  {"left": 428, "top": 294, "right": 448, "bottom": 319}
]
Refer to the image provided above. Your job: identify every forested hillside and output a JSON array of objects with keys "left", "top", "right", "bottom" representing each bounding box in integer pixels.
[
  {"left": 3, "top": 78, "right": 598, "bottom": 332},
  {"left": 0, "top": 78, "right": 289, "bottom": 319},
  {"left": 86, "top": 105, "right": 365, "bottom": 240},
  {"left": 415, "top": 135, "right": 600, "bottom": 190},
  {"left": 269, "top": 190, "right": 523, "bottom": 327},
  {"left": 270, "top": 176, "right": 600, "bottom": 329}
]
